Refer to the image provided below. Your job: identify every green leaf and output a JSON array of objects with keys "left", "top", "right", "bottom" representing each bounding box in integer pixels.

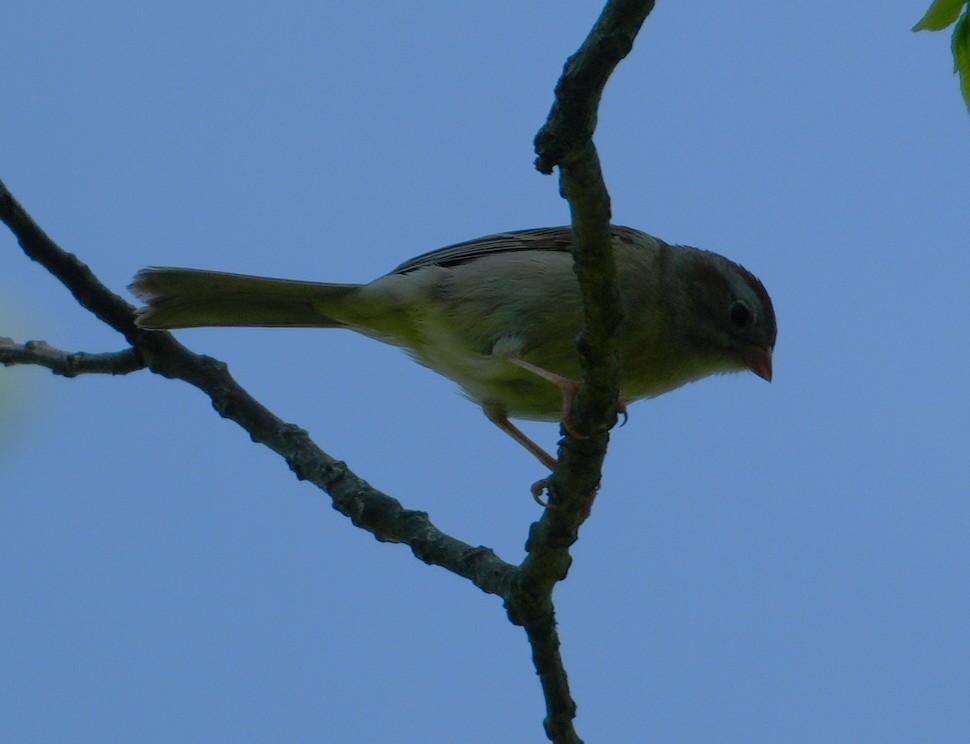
[
  {"left": 953, "top": 10, "right": 970, "bottom": 114},
  {"left": 913, "top": 0, "right": 968, "bottom": 31}
]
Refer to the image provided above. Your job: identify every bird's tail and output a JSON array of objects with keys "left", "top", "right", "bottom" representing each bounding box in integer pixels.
[{"left": 130, "top": 267, "right": 360, "bottom": 329}]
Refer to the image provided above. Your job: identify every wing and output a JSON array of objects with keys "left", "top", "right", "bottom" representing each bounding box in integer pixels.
[{"left": 388, "top": 225, "right": 646, "bottom": 275}]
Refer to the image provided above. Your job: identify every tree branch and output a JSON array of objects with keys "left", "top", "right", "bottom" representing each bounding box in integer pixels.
[
  {"left": 0, "top": 176, "right": 516, "bottom": 598},
  {"left": 534, "top": 0, "right": 656, "bottom": 176},
  {"left": 512, "top": 2, "right": 657, "bottom": 742},
  {"left": 2, "top": 3, "right": 657, "bottom": 740}
]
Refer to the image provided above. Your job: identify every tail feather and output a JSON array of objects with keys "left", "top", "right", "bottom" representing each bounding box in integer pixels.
[{"left": 130, "top": 267, "right": 359, "bottom": 329}]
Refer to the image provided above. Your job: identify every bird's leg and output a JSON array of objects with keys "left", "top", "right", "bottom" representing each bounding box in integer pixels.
[
  {"left": 505, "top": 357, "right": 629, "bottom": 434},
  {"left": 483, "top": 404, "right": 557, "bottom": 471},
  {"left": 483, "top": 406, "right": 556, "bottom": 506},
  {"left": 485, "top": 360, "right": 626, "bottom": 506},
  {"left": 504, "top": 357, "right": 587, "bottom": 439}
]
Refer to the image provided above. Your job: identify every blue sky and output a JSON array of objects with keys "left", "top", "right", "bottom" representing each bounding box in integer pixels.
[{"left": 2, "top": 2, "right": 968, "bottom": 742}]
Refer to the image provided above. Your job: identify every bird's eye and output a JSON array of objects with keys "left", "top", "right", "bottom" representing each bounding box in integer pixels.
[{"left": 729, "top": 300, "right": 753, "bottom": 328}]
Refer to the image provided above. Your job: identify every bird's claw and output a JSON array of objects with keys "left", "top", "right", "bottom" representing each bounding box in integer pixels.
[{"left": 531, "top": 477, "right": 553, "bottom": 506}]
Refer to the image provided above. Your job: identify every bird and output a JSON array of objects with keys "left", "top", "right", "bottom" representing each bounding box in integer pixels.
[{"left": 131, "top": 225, "right": 776, "bottom": 469}]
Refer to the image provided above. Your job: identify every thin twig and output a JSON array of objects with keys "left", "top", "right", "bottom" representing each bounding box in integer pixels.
[{"left": 0, "top": 338, "right": 145, "bottom": 376}]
